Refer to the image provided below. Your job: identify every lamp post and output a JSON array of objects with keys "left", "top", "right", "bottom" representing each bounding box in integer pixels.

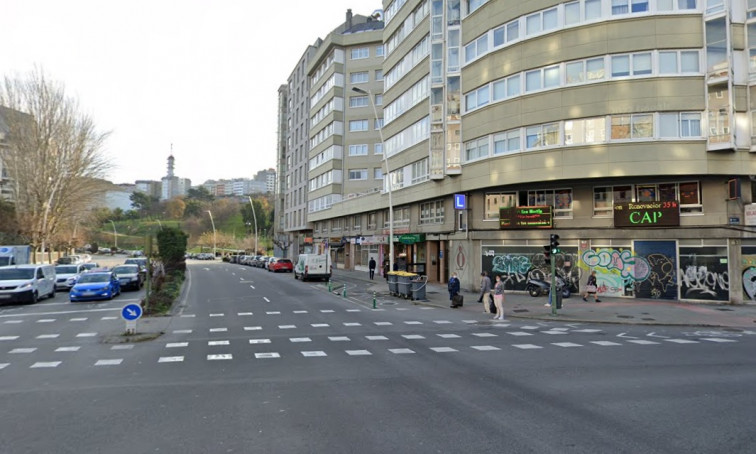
[
  {"left": 247, "top": 196, "right": 259, "bottom": 254},
  {"left": 352, "top": 86, "right": 393, "bottom": 269},
  {"left": 206, "top": 210, "right": 216, "bottom": 258},
  {"left": 108, "top": 220, "right": 118, "bottom": 251}
]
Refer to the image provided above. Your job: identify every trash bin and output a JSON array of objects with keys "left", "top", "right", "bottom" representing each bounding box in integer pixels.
[
  {"left": 397, "top": 272, "right": 417, "bottom": 298},
  {"left": 387, "top": 272, "right": 399, "bottom": 296},
  {"left": 411, "top": 276, "right": 426, "bottom": 301}
]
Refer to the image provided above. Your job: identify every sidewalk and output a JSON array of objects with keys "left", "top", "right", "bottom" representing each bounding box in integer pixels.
[{"left": 336, "top": 268, "right": 756, "bottom": 329}]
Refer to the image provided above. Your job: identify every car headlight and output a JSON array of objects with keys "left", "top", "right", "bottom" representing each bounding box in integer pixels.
[{"left": 18, "top": 282, "right": 32, "bottom": 290}]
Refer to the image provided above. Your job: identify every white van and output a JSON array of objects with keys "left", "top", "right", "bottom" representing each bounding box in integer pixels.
[
  {"left": 294, "top": 254, "right": 332, "bottom": 282},
  {"left": 0, "top": 264, "right": 56, "bottom": 304}
]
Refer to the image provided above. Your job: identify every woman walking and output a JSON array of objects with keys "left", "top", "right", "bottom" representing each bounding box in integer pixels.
[
  {"left": 493, "top": 275, "right": 505, "bottom": 319},
  {"left": 583, "top": 270, "right": 601, "bottom": 302}
]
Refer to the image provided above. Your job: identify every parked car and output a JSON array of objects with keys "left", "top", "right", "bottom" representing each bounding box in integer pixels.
[
  {"left": 56, "top": 255, "right": 82, "bottom": 265},
  {"left": 253, "top": 256, "right": 269, "bottom": 268},
  {"left": 294, "top": 254, "right": 332, "bottom": 281},
  {"left": 80, "top": 262, "right": 100, "bottom": 273},
  {"left": 0, "top": 264, "right": 56, "bottom": 304},
  {"left": 268, "top": 258, "right": 293, "bottom": 273},
  {"left": 54, "top": 264, "right": 86, "bottom": 291},
  {"left": 112, "top": 264, "right": 144, "bottom": 291},
  {"left": 69, "top": 271, "right": 121, "bottom": 302}
]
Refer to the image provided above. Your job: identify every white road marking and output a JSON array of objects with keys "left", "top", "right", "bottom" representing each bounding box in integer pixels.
[
  {"left": 402, "top": 335, "right": 425, "bottom": 340},
  {"left": 541, "top": 331, "right": 569, "bottom": 335},
  {"left": 311, "top": 323, "right": 329, "bottom": 328},
  {"left": 343, "top": 322, "right": 361, "bottom": 326},
  {"left": 249, "top": 339, "right": 271, "bottom": 344},
  {"left": 111, "top": 345, "right": 134, "bottom": 350},
  {"left": 346, "top": 309, "right": 361, "bottom": 312},
  {"left": 0, "top": 363, "right": 8, "bottom": 369},
  {"left": 617, "top": 332, "right": 639, "bottom": 339},
  {"left": 238, "top": 312, "right": 253, "bottom": 316},
  {"left": 55, "top": 346, "right": 80, "bottom": 352},
  {"left": 101, "top": 316, "right": 118, "bottom": 321},
  {"left": 263, "top": 297, "right": 270, "bottom": 303},
  {"left": 626, "top": 340, "right": 660, "bottom": 345},
  {"left": 209, "top": 313, "right": 224, "bottom": 317},
  {"left": 244, "top": 326, "right": 262, "bottom": 331},
  {"left": 266, "top": 311, "right": 281, "bottom": 315},
  {"left": 158, "top": 356, "right": 184, "bottom": 363},
  {"left": 173, "top": 329, "right": 192, "bottom": 334},
  {"left": 95, "top": 359, "right": 123, "bottom": 366},
  {"left": 208, "top": 340, "right": 230, "bottom": 346},
  {"left": 278, "top": 325, "right": 296, "bottom": 329},
  {"left": 166, "top": 342, "right": 189, "bottom": 348},
  {"left": 430, "top": 347, "right": 458, "bottom": 353},
  {"left": 472, "top": 333, "right": 498, "bottom": 338},
  {"left": 209, "top": 328, "right": 228, "bottom": 333},
  {"left": 371, "top": 308, "right": 386, "bottom": 312},
  {"left": 10, "top": 348, "right": 37, "bottom": 353},
  {"left": 665, "top": 339, "right": 699, "bottom": 344},
  {"left": 3, "top": 320, "right": 23, "bottom": 324},
  {"left": 0, "top": 336, "right": 19, "bottom": 341},
  {"left": 471, "top": 345, "right": 501, "bottom": 351},
  {"left": 374, "top": 322, "right": 392, "bottom": 326},
  {"left": 180, "top": 314, "right": 196, "bottom": 318},
  {"left": 572, "top": 329, "right": 603, "bottom": 333},
  {"left": 389, "top": 348, "right": 415, "bottom": 354},
  {"left": 346, "top": 350, "right": 372, "bottom": 356},
  {"left": 552, "top": 342, "right": 583, "bottom": 348},
  {"left": 31, "top": 361, "right": 61, "bottom": 368},
  {"left": 37, "top": 319, "right": 55, "bottom": 323},
  {"left": 404, "top": 321, "right": 423, "bottom": 325},
  {"left": 301, "top": 351, "right": 327, "bottom": 357},
  {"left": 591, "top": 341, "right": 622, "bottom": 346},
  {"left": 36, "top": 334, "right": 60, "bottom": 339},
  {"left": 507, "top": 332, "right": 534, "bottom": 336},
  {"left": 433, "top": 320, "right": 452, "bottom": 324},
  {"left": 701, "top": 338, "right": 738, "bottom": 343},
  {"left": 76, "top": 333, "right": 97, "bottom": 338},
  {"left": 255, "top": 352, "right": 279, "bottom": 359},
  {"left": 250, "top": 285, "right": 255, "bottom": 289},
  {"left": 396, "top": 308, "right": 409, "bottom": 311},
  {"left": 70, "top": 318, "right": 87, "bottom": 321},
  {"left": 320, "top": 310, "right": 335, "bottom": 313},
  {"left": 512, "top": 344, "right": 543, "bottom": 349},
  {"left": 289, "top": 337, "right": 312, "bottom": 343},
  {"left": 329, "top": 336, "right": 350, "bottom": 341},
  {"left": 647, "top": 332, "right": 670, "bottom": 339},
  {"left": 520, "top": 326, "right": 540, "bottom": 330},
  {"left": 207, "top": 354, "right": 232, "bottom": 360},
  {"left": 366, "top": 335, "right": 388, "bottom": 340},
  {"left": 293, "top": 310, "right": 308, "bottom": 314},
  {"left": 437, "top": 334, "right": 461, "bottom": 339}
]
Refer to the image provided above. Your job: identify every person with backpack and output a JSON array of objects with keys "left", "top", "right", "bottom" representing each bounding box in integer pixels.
[{"left": 448, "top": 272, "right": 461, "bottom": 307}]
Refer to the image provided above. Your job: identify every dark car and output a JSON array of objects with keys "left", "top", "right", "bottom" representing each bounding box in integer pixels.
[
  {"left": 124, "top": 258, "right": 148, "bottom": 279},
  {"left": 112, "top": 264, "right": 144, "bottom": 291},
  {"left": 268, "top": 258, "right": 293, "bottom": 273}
]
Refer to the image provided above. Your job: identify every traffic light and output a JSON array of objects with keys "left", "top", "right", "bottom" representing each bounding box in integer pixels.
[
  {"left": 550, "top": 234, "right": 560, "bottom": 254},
  {"left": 543, "top": 245, "right": 551, "bottom": 261}
]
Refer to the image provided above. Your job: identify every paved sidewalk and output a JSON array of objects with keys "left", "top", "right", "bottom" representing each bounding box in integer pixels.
[{"left": 336, "top": 268, "right": 756, "bottom": 329}]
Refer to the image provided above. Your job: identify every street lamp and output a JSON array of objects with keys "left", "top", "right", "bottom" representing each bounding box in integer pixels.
[
  {"left": 108, "top": 220, "right": 118, "bottom": 250},
  {"left": 247, "top": 196, "right": 259, "bottom": 254},
  {"left": 352, "top": 86, "right": 393, "bottom": 269},
  {"left": 206, "top": 210, "right": 216, "bottom": 258}
]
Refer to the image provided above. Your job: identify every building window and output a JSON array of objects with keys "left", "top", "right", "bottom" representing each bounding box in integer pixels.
[
  {"left": 611, "top": 114, "right": 653, "bottom": 139},
  {"left": 367, "top": 212, "right": 377, "bottom": 230},
  {"left": 374, "top": 167, "right": 383, "bottom": 179},
  {"left": 526, "top": 122, "right": 559, "bottom": 149},
  {"left": 350, "top": 71, "right": 369, "bottom": 84},
  {"left": 375, "top": 45, "right": 384, "bottom": 57},
  {"left": 375, "top": 69, "right": 384, "bottom": 81},
  {"left": 349, "top": 144, "right": 368, "bottom": 156},
  {"left": 349, "top": 169, "right": 368, "bottom": 180},
  {"left": 420, "top": 200, "right": 445, "bottom": 224},
  {"left": 374, "top": 118, "right": 384, "bottom": 129},
  {"left": 464, "top": 137, "right": 489, "bottom": 161},
  {"left": 350, "top": 96, "right": 368, "bottom": 108},
  {"left": 411, "top": 158, "right": 429, "bottom": 184},
  {"left": 485, "top": 192, "right": 516, "bottom": 220},
  {"left": 374, "top": 143, "right": 383, "bottom": 155},
  {"left": 493, "top": 130, "right": 521, "bottom": 155},
  {"left": 351, "top": 48, "right": 369, "bottom": 60},
  {"left": 349, "top": 120, "right": 369, "bottom": 132},
  {"left": 594, "top": 182, "right": 702, "bottom": 216},
  {"left": 353, "top": 215, "right": 361, "bottom": 229},
  {"left": 565, "top": 117, "right": 606, "bottom": 144},
  {"left": 524, "top": 189, "right": 573, "bottom": 218},
  {"left": 375, "top": 94, "right": 383, "bottom": 105}
]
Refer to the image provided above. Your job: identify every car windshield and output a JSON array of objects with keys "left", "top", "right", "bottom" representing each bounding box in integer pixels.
[
  {"left": 81, "top": 263, "right": 98, "bottom": 270},
  {"left": 77, "top": 274, "right": 110, "bottom": 283},
  {"left": 125, "top": 259, "right": 146, "bottom": 266},
  {"left": 113, "top": 266, "right": 138, "bottom": 275},
  {"left": 278, "top": 259, "right": 292, "bottom": 264},
  {"left": 56, "top": 265, "right": 79, "bottom": 274},
  {"left": 0, "top": 268, "right": 35, "bottom": 280}
]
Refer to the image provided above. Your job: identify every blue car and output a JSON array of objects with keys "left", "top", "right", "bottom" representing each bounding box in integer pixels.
[{"left": 69, "top": 271, "right": 121, "bottom": 302}]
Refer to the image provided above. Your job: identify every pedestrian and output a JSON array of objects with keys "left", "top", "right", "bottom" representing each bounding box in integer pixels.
[
  {"left": 368, "top": 257, "right": 376, "bottom": 280},
  {"left": 583, "top": 270, "right": 601, "bottom": 302},
  {"left": 383, "top": 260, "right": 390, "bottom": 280},
  {"left": 448, "top": 272, "right": 461, "bottom": 307},
  {"left": 479, "top": 271, "right": 492, "bottom": 314},
  {"left": 493, "top": 275, "right": 505, "bottom": 320}
]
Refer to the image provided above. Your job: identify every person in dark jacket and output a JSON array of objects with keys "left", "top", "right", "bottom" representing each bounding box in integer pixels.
[
  {"left": 383, "top": 260, "right": 390, "bottom": 280},
  {"left": 368, "top": 257, "right": 376, "bottom": 280},
  {"left": 448, "top": 272, "right": 461, "bottom": 307}
]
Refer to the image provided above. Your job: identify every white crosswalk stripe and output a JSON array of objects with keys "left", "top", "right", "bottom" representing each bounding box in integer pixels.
[
  {"left": 111, "top": 345, "right": 134, "bottom": 350},
  {"left": 301, "top": 351, "right": 326, "bottom": 357},
  {"left": 10, "top": 348, "right": 37, "bottom": 354},
  {"left": 626, "top": 340, "right": 660, "bottom": 345},
  {"left": 255, "top": 352, "right": 280, "bottom": 359},
  {"left": 665, "top": 339, "right": 699, "bottom": 344},
  {"left": 389, "top": 348, "right": 415, "bottom": 354},
  {"left": 437, "top": 334, "right": 460, "bottom": 339},
  {"left": 346, "top": 350, "right": 372, "bottom": 356},
  {"left": 290, "top": 337, "right": 311, "bottom": 343},
  {"left": 512, "top": 344, "right": 543, "bottom": 349},
  {"left": 701, "top": 338, "right": 738, "bottom": 343},
  {"left": 56, "top": 346, "right": 80, "bottom": 352},
  {"left": 208, "top": 354, "right": 232, "bottom": 360},
  {"left": 0, "top": 336, "right": 19, "bottom": 341},
  {"left": 166, "top": 342, "right": 188, "bottom": 348},
  {"left": 471, "top": 345, "right": 500, "bottom": 351},
  {"left": 30, "top": 361, "right": 61, "bottom": 368},
  {"left": 36, "top": 334, "right": 60, "bottom": 339},
  {"left": 159, "top": 356, "right": 184, "bottom": 363},
  {"left": 0, "top": 363, "right": 8, "bottom": 369},
  {"left": 552, "top": 342, "right": 583, "bottom": 348},
  {"left": 402, "top": 334, "right": 425, "bottom": 340},
  {"left": 329, "top": 336, "right": 350, "bottom": 341},
  {"left": 95, "top": 359, "right": 123, "bottom": 366},
  {"left": 430, "top": 347, "right": 457, "bottom": 352},
  {"left": 366, "top": 335, "right": 388, "bottom": 340},
  {"left": 591, "top": 341, "right": 622, "bottom": 346},
  {"left": 208, "top": 340, "right": 230, "bottom": 346},
  {"left": 249, "top": 339, "right": 271, "bottom": 344}
]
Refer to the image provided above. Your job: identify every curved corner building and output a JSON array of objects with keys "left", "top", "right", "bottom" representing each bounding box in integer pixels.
[{"left": 310, "top": 0, "right": 756, "bottom": 305}]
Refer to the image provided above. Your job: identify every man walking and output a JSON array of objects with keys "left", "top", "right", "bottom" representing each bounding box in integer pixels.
[
  {"left": 368, "top": 257, "right": 376, "bottom": 280},
  {"left": 479, "top": 271, "right": 492, "bottom": 314}
]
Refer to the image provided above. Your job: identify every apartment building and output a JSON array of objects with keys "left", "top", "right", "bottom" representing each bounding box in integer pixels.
[{"left": 296, "top": 0, "right": 756, "bottom": 304}]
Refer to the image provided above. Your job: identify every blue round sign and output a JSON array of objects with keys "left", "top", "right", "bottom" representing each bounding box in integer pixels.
[{"left": 121, "top": 303, "right": 143, "bottom": 321}]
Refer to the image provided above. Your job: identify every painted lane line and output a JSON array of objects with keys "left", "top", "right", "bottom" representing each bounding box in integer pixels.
[
  {"left": 37, "top": 319, "right": 56, "bottom": 323},
  {"left": 250, "top": 285, "right": 255, "bottom": 289},
  {"left": 266, "top": 311, "right": 281, "bottom": 315},
  {"left": 374, "top": 322, "right": 392, "bottom": 326},
  {"left": 626, "top": 340, "right": 660, "bottom": 345},
  {"left": 371, "top": 308, "right": 386, "bottom": 312},
  {"left": 549, "top": 328, "right": 570, "bottom": 331},
  {"left": 255, "top": 352, "right": 279, "bottom": 359},
  {"left": 366, "top": 335, "right": 389, "bottom": 341},
  {"left": 249, "top": 339, "right": 271, "bottom": 344},
  {"left": 404, "top": 321, "right": 423, "bottom": 325},
  {"left": 111, "top": 345, "right": 134, "bottom": 350},
  {"left": 263, "top": 297, "right": 270, "bottom": 303},
  {"left": 320, "top": 310, "right": 335, "bottom": 313},
  {"left": 0, "top": 336, "right": 20, "bottom": 341},
  {"left": 180, "top": 314, "right": 196, "bottom": 318},
  {"left": 430, "top": 347, "right": 458, "bottom": 353},
  {"left": 701, "top": 338, "right": 738, "bottom": 343},
  {"left": 293, "top": 310, "right": 308, "bottom": 314},
  {"left": 329, "top": 336, "right": 351, "bottom": 341},
  {"left": 166, "top": 342, "right": 189, "bottom": 348},
  {"left": 208, "top": 340, "right": 230, "bottom": 346},
  {"left": 433, "top": 320, "right": 453, "bottom": 324},
  {"left": 0, "top": 363, "right": 8, "bottom": 369},
  {"left": 343, "top": 322, "right": 362, "bottom": 327},
  {"left": 418, "top": 307, "right": 434, "bottom": 310},
  {"left": 665, "top": 339, "right": 699, "bottom": 344},
  {"left": 207, "top": 354, "right": 232, "bottom": 360},
  {"left": 301, "top": 351, "right": 327, "bottom": 357},
  {"left": 278, "top": 325, "right": 296, "bottom": 329},
  {"left": 244, "top": 326, "right": 262, "bottom": 331},
  {"left": 437, "top": 334, "right": 461, "bottom": 339},
  {"left": 0, "top": 307, "right": 119, "bottom": 318},
  {"left": 462, "top": 320, "right": 477, "bottom": 324},
  {"left": 10, "top": 348, "right": 37, "bottom": 354},
  {"left": 552, "top": 342, "right": 583, "bottom": 348},
  {"left": 31, "top": 361, "right": 61, "bottom": 368},
  {"left": 238, "top": 312, "right": 253, "bottom": 316},
  {"left": 591, "top": 341, "right": 622, "bottom": 346},
  {"left": 512, "top": 344, "right": 543, "bottom": 349},
  {"left": 541, "top": 331, "right": 569, "bottom": 335},
  {"left": 289, "top": 337, "right": 312, "bottom": 343},
  {"left": 572, "top": 329, "right": 603, "bottom": 333},
  {"left": 209, "top": 313, "right": 224, "bottom": 317},
  {"left": 159, "top": 356, "right": 184, "bottom": 363},
  {"left": 95, "top": 359, "right": 123, "bottom": 366},
  {"left": 345, "top": 350, "right": 372, "bottom": 356},
  {"left": 3, "top": 320, "right": 23, "bottom": 324},
  {"left": 520, "top": 326, "right": 540, "bottom": 330},
  {"left": 346, "top": 309, "right": 361, "bottom": 312},
  {"left": 389, "top": 348, "right": 415, "bottom": 354},
  {"left": 472, "top": 333, "right": 498, "bottom": 338},
  {"left": 396, "top": 308, "right": 410, "bottom": 311},
  {"left": 70, "top": 318, "right": 87, "bottom": 321},
  {"left": 471, "top": 345, "right": 501, "bottom": 351},
  {"left": 209, "top": 328, "right": 228, "bottom": 333},
  {"left": 311, "top": 323, "right": 329, "bottom": 328},
  {"left": 55, "top": 346, "right": 80, "bottom": 352},
  {"left": 101, "top": 316, "right": 118, "bottom": 321},
  {"left": 173, "top": 329, "right": 192, "bottom": 334},
  {"left": 647, "top": 332, "right": 670, "bottom": 339},
  {"left": 76, "top": 333, "right": 97, "bottom": 338},
  {"left": 617, "top": 332, "right": 639, "bottom": 339},
  {"left": 402, "top": 335, "right": 425, "bottom": 340},
  {"left": 36, "top": 334, "right": 60, "bottom": 339},
  {"left": 507, "top": 332, "right": 534, "bottom": 336}
]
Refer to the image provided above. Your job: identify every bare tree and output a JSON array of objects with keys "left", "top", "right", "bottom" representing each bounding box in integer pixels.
[{"left": 0, "top": 68, "right": 110, "bottom": 261}]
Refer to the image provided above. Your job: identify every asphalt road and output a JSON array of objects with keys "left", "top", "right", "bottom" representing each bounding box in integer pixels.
[{"left": 0, "top": 260, "right": 754, "bottom": 453}]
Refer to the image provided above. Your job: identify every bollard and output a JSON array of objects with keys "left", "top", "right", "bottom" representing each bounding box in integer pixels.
[
  {"left": 372, "top": 291, "right": 376, "bottom": 309},
  {"left": 342, "top": 285, "right": 347, "bottom": 298},
  {"left": 328, "top": 279, "right": 332, "bottom": 292}
]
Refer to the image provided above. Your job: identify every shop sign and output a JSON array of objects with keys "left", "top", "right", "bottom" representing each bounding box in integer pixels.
[
  {"left": 398, "top": 233, "right": 426, "bottom": 244},
  {"left": 614, "top": 201, "right": 680, "bottom": 227},
  {"left": 499, "top": 206, "right": 553, "bottom": 229},
  {"left": 745, "top": 204, "right": 756, "bottom": 226}
]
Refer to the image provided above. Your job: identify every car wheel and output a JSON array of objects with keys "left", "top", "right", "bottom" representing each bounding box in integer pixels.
[
  {"left": 47, "top": 288, "right": 55, "bottom": 299},
  {"left": 29, "top": 291, "right": 38, "bottom": 305}
]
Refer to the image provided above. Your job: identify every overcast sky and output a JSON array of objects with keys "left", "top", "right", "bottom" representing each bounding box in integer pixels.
[{"left": 1, "top": 0, "right": 382, "bottom": 185}]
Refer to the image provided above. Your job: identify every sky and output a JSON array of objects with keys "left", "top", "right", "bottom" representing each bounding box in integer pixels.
[{"left": 1, "top": 0, "right": 383, "bottom": 185}]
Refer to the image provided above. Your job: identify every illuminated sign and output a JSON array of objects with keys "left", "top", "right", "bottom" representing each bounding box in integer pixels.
[
  {"left": 454, "top": 194, "right": 466, "bottom": 210},
  {"left": 614, "top": 201, "right": 680, "bottom": 227},
  {"left": 499, "top": 206, "right": 553, "bottom": 229}
]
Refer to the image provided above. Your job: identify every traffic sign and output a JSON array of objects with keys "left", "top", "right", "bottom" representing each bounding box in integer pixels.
[
  {"left": 454, "top": 193, "right": 466, "bottom": 210},
  {"left": 121, "top": 303, "right": 143, "bottom": 321}
]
